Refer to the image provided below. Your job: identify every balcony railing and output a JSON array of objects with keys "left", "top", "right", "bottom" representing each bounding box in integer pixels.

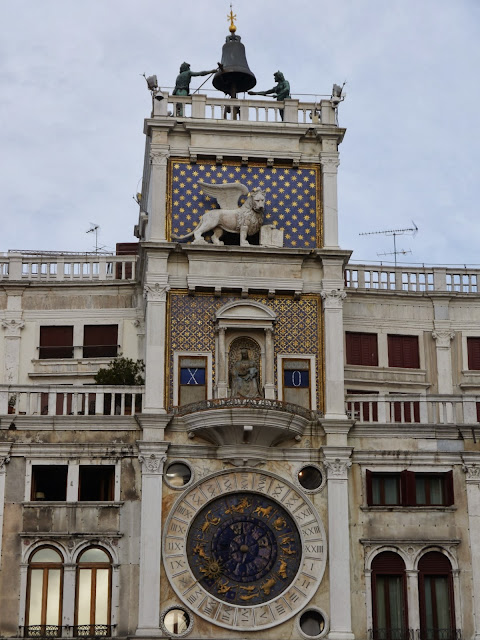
[
  {"left": 1, "top": 385, "right": 144, "bottom": 416},
  {"left": 0, "top": 252, "right": 137, "bottom": 282},
  {"left": 24, "top": 626, "right": 61, "bottom": 638},
  {"left": 23, "top": 625, "right": 114, "bottom": 638},
  {"left": 415, "top": 630, "right": 461, "bottom": 640},
  {"left": 346, "top": 393, "right": 480, "bottom": 425},
  {"left": 345, "top": 265, "right": 479, "bottom": 294},
  {"left": 369, "top": 628, "right": 414, "bottom": 640},
  {"left": 152, "top": 92, "right": 338, "bottom": 126}
]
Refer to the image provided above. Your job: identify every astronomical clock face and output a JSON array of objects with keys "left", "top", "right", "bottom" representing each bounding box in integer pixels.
[{"left": 163, "top": 470, "right": 326, "bottom": 631}]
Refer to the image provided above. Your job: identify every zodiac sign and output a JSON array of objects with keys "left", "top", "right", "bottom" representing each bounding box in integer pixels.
[
  {"left": 192, "top": 543, "right": 208, "bottom": 559},
  {"left": 200, "top": 557, "right": 223, "bottom": 580},
  {"left": 278, "top": 559, "right": 288, "bottom": 579},
  {"left": 239, "top": 585, "right": 257, "bottom": 592},
  {"left": 201, "top": 510, "right": 221, "bottom": 534},
  {"left": 240, "top": 592, "right": 260, "bottom": 601},
  {"left": 225, "top": 497, "right": 251, "bottom": 514},
  {"left": 217, "top": 579, "right": 232, "bottom": 594},
  {"left": 254, "top": 505, "right": 273, "bottom": 518},
  {"left": 281, "top": 543, "right": 296, "bottom": 555},
  {"left": 260, "top": 576, "right": 276, "bottom": 595},
  {"left": 273, "top": 517, "right": 287, "bottom": 530}
]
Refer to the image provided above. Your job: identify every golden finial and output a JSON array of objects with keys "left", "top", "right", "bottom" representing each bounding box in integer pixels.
[{"left": 227, "top": 3, "right": 237, "bottom": 34}]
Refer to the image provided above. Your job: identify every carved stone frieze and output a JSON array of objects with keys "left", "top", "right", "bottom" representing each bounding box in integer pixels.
[
  {"left": 432, "top": 330, "right": 455, "bottom": 348},
  {"left": 320, "top": 155, "right": 340, "bottom": 172},
  {"left": 463, "top": 464, "right": 480, "bottom": 482},
  {"left": 321, "top": 289, "right": 346, "bottom": 310},
  {"left": 138, "top": 453, "right": 167, "bottom": 474},
  {"left": 144, "top": 283, "right": 170, "bottom": 302}
]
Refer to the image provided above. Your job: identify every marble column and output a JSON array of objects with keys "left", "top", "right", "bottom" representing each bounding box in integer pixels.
[
  {"left": 321, "top": 289, "right": 347, "bottom": 419},
  {"left": 216, "top": 327, "right": 228, "bottom": 398},
  {"left": 0, "top": 452, "right": 11, "bottom": 569},
  {"left": 462, "top": 458, "right": 480, "bottom": 639},
  {"left": 323, "top": 448, "right": 354, "bottom": 640},
  {"left": 320, "top": 154, "right": 340, "bottom": 249},
  {"left": 405, "top": 569, "right": 420, "bottom": 633},
  {"left": 147, "top": 149, "right": 169, "bottom": 242},
  {"left": 136, "top": 443, "right": 169, "bottom": 636},
  {"left": 1, "top": 317, "right": 25, "bottom": 384},
  {"left": 143, "top": 282, "right": 170, "bottom": 413}
]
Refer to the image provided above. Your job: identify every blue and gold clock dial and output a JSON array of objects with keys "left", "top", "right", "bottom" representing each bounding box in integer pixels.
[{"left": 186, "top": 493, "right": 301, "bottom": 605}]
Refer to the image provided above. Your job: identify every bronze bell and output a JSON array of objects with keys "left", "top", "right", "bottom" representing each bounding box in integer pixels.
[{"left": 213, "top": 33, "right": 256, "bottom": 98}]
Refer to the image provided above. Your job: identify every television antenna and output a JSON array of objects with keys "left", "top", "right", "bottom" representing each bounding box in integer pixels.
[
  {"left": 86, "top": 223, "right": 106, "bottom": 254},
  {"left": 359, "top": 222, "right": 418, "bottom": 267}
]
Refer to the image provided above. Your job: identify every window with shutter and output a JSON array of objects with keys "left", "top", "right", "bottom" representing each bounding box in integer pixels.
[
  {"left": 467, "top": 337, "right": 480, "bottom": 370},
  {"left": 418, "top": 552, "right": 455, "bottom": 640},
  {"left": 39, "top": 326, "right": 74, "bottom": 359},
  {"left": 371, "top": 552, "right": 408, "bottom": 640},
  {"left": 83, "top": 325, "right": 118, "bottom": 358},
  {"left": 366, "top": 471, "right": 453, "bottom": 507},
  {"left": 178, "top": 356, "right": 207, "bottom": 406},
  {"left": 388, "top": 335, "right": 420, "bottom": 368},
  {"left": 346, "top": 332, "right": 378, "bottom": 366}
]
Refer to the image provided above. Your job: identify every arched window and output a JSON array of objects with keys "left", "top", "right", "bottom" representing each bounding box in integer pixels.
[
  {"left": 371, "top": 551, "right": 408, "bottom": 640},
  {"left": 75, "top": 547, "right": 112, "bottom": 637},
  {"left": 418, "top": 552, "right": 456, "bottom": 640},
  {"left": 26, "top": 547, "right": 63, "bottom": 637}
]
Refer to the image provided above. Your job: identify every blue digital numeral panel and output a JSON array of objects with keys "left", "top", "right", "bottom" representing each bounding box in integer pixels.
[
  {"left": 284, "top": 369, "right": 309, "bottom": 388},
  {"left": 180, "top": 368, "right": 206, "bottom": 386}
]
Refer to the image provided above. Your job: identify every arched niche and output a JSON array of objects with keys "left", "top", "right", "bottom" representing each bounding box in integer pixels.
[{"left": 215, "top": 301, "right": 277, "bottom": 399}]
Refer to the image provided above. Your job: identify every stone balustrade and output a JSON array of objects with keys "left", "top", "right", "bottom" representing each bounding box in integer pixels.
[
  {"left": 0, "top": 252, "right": 137, "bottom": 282},
  {"left": 0, "top": 384, "right": 144, "bottom": 416},
  {"left": 345, "top": 265, "right": 479, "bottom": 293}
]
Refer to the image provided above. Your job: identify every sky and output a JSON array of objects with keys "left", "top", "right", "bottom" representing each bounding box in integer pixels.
[{"left": 1, "top": 0, "right": 479, "bottom": 266}]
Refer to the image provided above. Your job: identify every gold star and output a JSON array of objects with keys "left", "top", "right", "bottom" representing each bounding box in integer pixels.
[
  {"left": 193, "top": 171, "right": 199, "bottom": 177},
  {"left": 259, "top": 168, "right": 265, "bottom": 173},
  {"left": 285, "top": 208, "right": 290, "bottom": 213},
  {"left": 174, "top": 188, "right": 179, "bottom": 194},
  {"left": 180, "top": 170, "right": 186, "bottom": 176},
  {"left": 173, "top": 214, "right": 179, "bottom": 220},
  {"left": 174, "top": 163, "right": 180, "bottom": 169},
  {"left": 292, "top": 214, "right": 298, "bottom": 220}
]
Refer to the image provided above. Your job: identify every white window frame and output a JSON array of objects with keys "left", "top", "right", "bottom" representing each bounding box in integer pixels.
[{"left": 173, "top": 351, "right": 213, "bottom": 407}]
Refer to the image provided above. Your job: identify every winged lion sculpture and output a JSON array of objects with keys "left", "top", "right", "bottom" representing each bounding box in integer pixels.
[{"left": 171, "top": 181, "right": 265, "bottom": 246}]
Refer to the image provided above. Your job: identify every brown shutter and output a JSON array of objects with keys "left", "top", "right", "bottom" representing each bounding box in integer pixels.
[
  {"left": 83, "top": 325, "right": 118, "bottom": 358},
  {"left": 388, "top": 335, "right": 419, "bottom": 368},
  {"left": 346, "top": 332, "right": 378, "bottom": 366},
  {"left": 366, "top": 469, "right": 373, "bottom": 505},
  {"left": 371, "top": 551, "right": 406, "bottom": 572},
  {"left": 403, "top": 470, "right": 416, "bottom": 506},
  {"left": 418, "top": 551, "right": 452, "bottom": 573},
  {"left": 39, "top": 326, "right": 74, "bottom": 359},
  {"left": 388, "top": 335, "right": 403, "bottom": 367},
  {"left": 445, "top": 470, "right": 454, "bottom": 506},
  {"left": 468, "top": 337, "right": 480, "bottom": 370}
]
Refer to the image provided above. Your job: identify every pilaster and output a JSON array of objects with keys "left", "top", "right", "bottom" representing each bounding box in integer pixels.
[
  {"left": 462, "top": 456, "right": 480, "bottom": 640},
  {"left": 264, "top": 327, "right": 275, "bottom": 399},
  {"left": 136, "top": 442, "right": 169, "bottom": 637},
  {"left": 432, "top": 329, "right": 455, "bottom": 395},
  {"left": 147, "top": 147, "right": 169, "bottom": 242},
  {"left": 143, "top": 281, "right": 170, "bottom": 413},
  {"left": 0, "top": 449, "right": 11, "bottom": 568},
  {"left": 1, "top": 287, "right": 26, "bottom": 384},
  {"left": 320, "top": 154, "right": 340, "bottom": 248},
  {"left": 322, "top": 447, "right": 354, "bottom": 640},
  {"left": 321, "top": 288, "right": 347, "bottom": 419}
]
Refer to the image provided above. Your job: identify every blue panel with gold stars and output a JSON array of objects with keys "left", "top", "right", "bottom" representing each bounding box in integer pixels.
[{"left": 168, "top": 160, "right": 321, "bottom": 248}]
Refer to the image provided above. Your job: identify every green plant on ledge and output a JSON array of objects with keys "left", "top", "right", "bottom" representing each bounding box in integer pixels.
[{"left": 94, "top": 357, "right": 145, "bottom": 385}]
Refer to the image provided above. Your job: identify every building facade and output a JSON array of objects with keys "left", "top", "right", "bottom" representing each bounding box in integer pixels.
[{"left": 1, "top": 64, "right": 480, "bottom": 640}]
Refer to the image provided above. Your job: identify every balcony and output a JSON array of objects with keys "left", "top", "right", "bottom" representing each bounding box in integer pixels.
[
  {"left": 345, "top": 264, "right": 479, "bottom": 294},
  {"left": 0, "top": 251, "right": 137, "bottom": 283},
  {"left": 152, "top": 92, "right": 338, "bottom": 126},
  {"left": 1, "top": 385, "right": 144, "bottom": 417},
  {"left": 22, "top": 625, "right": 114, "bottom": 638},
  {"left": 346, "top": 393, "right": 480, "bottom": 426}
]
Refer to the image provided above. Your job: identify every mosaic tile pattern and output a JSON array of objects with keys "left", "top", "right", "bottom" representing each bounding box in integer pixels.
[
  {"left": 168, "top": 292, "right": 322, "bottom": 409},
  {"left": 168, "top": 160, "right": 321, "bottom": 248}
]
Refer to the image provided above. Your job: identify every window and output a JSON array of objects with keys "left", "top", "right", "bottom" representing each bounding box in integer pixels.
[
  {"left": 467, "top": 337, "right": 480, "bottom": 370},
  {"left": 346, "top": 332, "right": 378, "bottom": 366},
  {"left": 366, "top": 471, "right": 454, "bottom": 507},
  {"left": 79, "top": 466, "right": 115, "bottom": 501},
  {"left": 178, "top": 356, "right": 207, "bottom": 406},
  {"left": 31, "top": 466, "right": 68, "bottom": 501},
  {"left": 75, "top": 548, "right": 112, "bottom": 637},
  {"left": 419, "top": 552, "right": 456, "bottom": 640},
  {"left": 26, "top": 547, "right": 63, "bottom": 637},
  {"left": 282, "top": 358, "right": 311, "bottom": 409},
  {"left": 388, "top": 335, "right": 420, "bottom": 369},
  {"left": 83, "top": 325, "right": 118, "bottom": 358},
  {"left": 367, "top": 472, "right": 402, "bottom": 506},
  {"left": 39, "top": 326, "right": 73, "bottom": 359},
  {"left": 371, "top": 552, "right": 407, "bottom": 640}
]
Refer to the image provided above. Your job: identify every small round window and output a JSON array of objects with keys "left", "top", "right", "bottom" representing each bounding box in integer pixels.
[
  {"left": 299, "top": 609, "right": 326, "bottom": 638},
  {"left": 162, "top": 607, "right": 192, "bottom": 636},
  {"left": 298, "top": 465, "right": 323, "bottom": 491},
  {"left": 165, "top": 462, "right": 192, "bottom": 488}
]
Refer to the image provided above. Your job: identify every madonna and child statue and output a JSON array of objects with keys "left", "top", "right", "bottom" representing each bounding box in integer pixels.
[{"left": 229, "top": 341, "right": 263, "bottom": 398}]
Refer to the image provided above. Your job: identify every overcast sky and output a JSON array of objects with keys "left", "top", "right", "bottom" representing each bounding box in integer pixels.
[{"left": 1, "top": 0, "right": 479, "bottom": 266}]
